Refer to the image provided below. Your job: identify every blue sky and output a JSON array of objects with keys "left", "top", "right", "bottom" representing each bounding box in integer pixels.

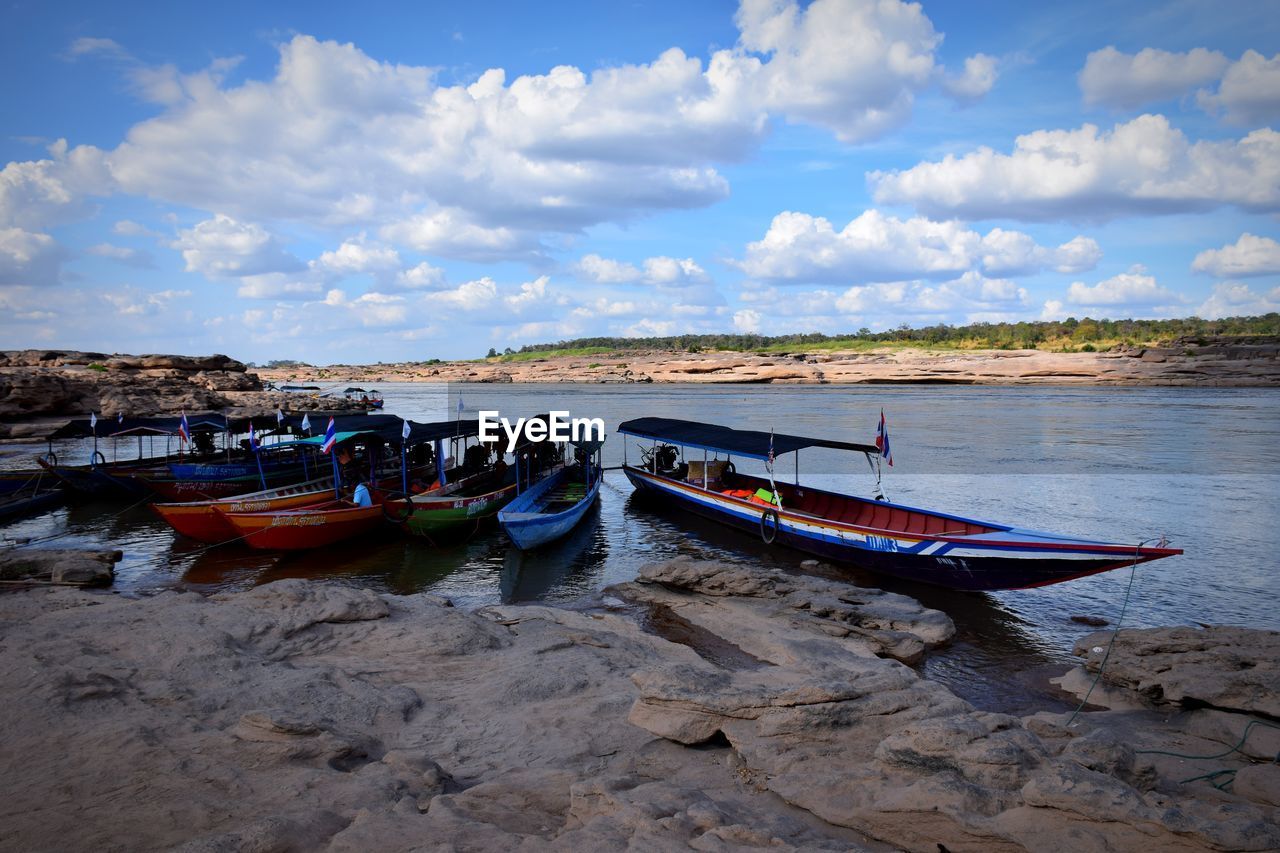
[{"left": 2, "top": 0, "right": 1278, "bottom": 363}]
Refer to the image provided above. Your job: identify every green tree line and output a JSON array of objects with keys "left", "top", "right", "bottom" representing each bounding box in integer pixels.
[{"left": 498, "top": 313, "right": 1280, "bottom": 357}]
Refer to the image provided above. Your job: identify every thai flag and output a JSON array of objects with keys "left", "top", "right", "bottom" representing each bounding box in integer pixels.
[
  {"left": 875, "top": 409, "right": 893, "bottom": 467},
  {"left": 248, "top": 421, "right": 259, "bottom": 452},
  {"left": 178, "top": 411, "right": 190, "bottom": 445},
  {"left": 321, "top": 416, "right": 338, "bottom": 454}
]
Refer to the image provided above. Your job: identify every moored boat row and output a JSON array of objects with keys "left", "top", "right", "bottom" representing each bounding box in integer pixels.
[{"left": 5, "top": 404, "right": 1184, "bottom": 591}]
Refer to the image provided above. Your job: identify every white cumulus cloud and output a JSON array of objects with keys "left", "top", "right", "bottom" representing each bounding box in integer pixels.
[
  {"left": 1065, "top": 272, "right": 1182, "bottom": 308},
  {"left": 1079, "top": 46, "right": 1229, "bottom": 109},
  {"left": 736, "top": 210, "right": 1099, "bottom": 283},
  {"left": 0, "top": 227, "right": 63, "bottom": 287},
  {"left": 172, "top": 214, "right": 303, "bottom": 278},
  {"left": 870, "top": 115, "right": 1280, "bottom": 221},
  {"left": 1192, "top": 233, "right": 1280, "bottom": 278},
  {"left": 1197, "top": 50, "right": 1280, "bottom": 126},
  {"left": 575, "top": 253, "right": 709, "bottom": 286},
  {"left": 1196, "top": 282, "right": 1280, "bottom": 319}
]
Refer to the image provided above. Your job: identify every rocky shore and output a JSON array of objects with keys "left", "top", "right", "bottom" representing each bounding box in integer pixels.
[
  {"left": 259, "top": 335, "right": 1280, "bottom": 388},
  {"left": 0, "top": 350, "right": 362, "bottom": 439},
  {"left": 1, "top": 557, "right": 1275, "bottom": 851}
]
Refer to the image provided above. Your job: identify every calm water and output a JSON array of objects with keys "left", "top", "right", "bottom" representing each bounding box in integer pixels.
[{"left": 4, "top": 383, "right": 1278, "bottom": 714}]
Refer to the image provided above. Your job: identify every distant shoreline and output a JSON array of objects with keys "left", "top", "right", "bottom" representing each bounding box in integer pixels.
[{"left": 258, "top": 339, "right": 1280, "bottom": 388}]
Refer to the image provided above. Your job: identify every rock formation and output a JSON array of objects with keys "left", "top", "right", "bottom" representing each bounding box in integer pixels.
[
  {"left": 0, "top": 563, "right": 1276, "bottom": 851},
  {"left": 257, "top": 335, "right": 1280, "bottom": 388},
  {"left": 0, "top": 350, "right": 360, "bottom": 439}
]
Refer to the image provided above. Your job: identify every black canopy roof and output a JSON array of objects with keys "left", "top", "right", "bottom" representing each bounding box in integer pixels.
[
  {"left": 274, "top": 413, "right": 480, "bottom": 446},
  {"left": 617, "top": 417, "right": 879, "bottom": 460},
  {"left": 48, "top": 413, "right": 251, "bottom": 439}
]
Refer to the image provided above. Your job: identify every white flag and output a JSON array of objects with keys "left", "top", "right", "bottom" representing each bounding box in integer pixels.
[
  {"left": 276, "top": 408, "right": 285, "bottom": 425},
  {"left": 402, "top": 419, "right": 411, "bottom": 440},
  {"left": 301, "top": 413, "right": 311, "bottom": 433},
  {"left": 89, "top": 412, "right": 97, "bottom": 429}
]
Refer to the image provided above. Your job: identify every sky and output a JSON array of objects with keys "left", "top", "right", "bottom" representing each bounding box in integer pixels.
[{"left": 2, "top": 0, "right": 1278, "bottom": 363}]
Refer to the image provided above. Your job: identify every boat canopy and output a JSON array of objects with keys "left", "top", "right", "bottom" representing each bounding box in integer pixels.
[
  {"left": 617, "top": 417, "right": 879, "bottom": 460},
  {"left": 48, "top": 414, "right": 249, "bottom": 439},
  {"left": 276, "top": 416, "right": 481, "bottom": 447}
]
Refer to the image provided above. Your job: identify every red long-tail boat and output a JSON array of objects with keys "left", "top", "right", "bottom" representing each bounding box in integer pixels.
[{"left": 220, "top": 496, "right": 388, "bottom": 550}]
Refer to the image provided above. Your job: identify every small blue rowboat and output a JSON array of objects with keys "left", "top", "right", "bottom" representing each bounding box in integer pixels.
[{"left": 499, "top": 440, "right": 603, "bottom": 551}]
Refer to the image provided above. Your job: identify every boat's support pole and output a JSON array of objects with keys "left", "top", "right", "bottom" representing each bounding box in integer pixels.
[
  {"left": 254, "top": 447, "right": 267, "bottom": 490},
  {"left": 703, "top": 448, "right": 708, "bottom": 491},
  {"left": 331, "top": 449, "right": 342, "bottom": 500},
  {"left": 401, "top": 440, "right": 408, "bottom": 495},
  {"left": 795, "top": 452, "right": 799, "bottom": 485},
  {"left": 302, "top": 448, "right": 310, "bottom": 481},
  {"left": 435, "top": 439, "right": 446, "bottom": 487},
  {"left": 91, "top": 425, "right": 98, "bottom": 469}
]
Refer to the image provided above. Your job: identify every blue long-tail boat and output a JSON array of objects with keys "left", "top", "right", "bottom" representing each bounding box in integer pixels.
[
  {"left": 499, "top": 438, "right": 603, "bottom": 550},
  {"left": 617, "top": 417, "right": 1181, "bottom": 592}
]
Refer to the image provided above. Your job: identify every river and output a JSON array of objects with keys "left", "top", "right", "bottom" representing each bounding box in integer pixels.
[{"left": 4, "top": 383, "right": 1278, "bottom": 714}]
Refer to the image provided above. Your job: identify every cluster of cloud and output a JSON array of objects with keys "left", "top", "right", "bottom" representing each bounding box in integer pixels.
[
  {"left": 1, "top": 0, "right": 1000, "bottom": 287},
  {"left": 870, "top": 115, "right": 1280, "bottom": 221},
  {"left": 1080, "top": 47, "right": 1280, "bottom": 125},
  {"left": 734, "top": 210, "right": 1100, "bottom": 283},
  {"left": 575, "top": 254, "right": 709, "bottom": 286}
]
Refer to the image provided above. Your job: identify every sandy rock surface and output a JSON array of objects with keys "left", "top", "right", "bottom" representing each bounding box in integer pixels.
[
  {"left": 0, "top": 564, "right": 1276, "bottom": 852},
  {"left": 259, "top": 335, "right": 1280, "bottom": 388},
  {"left": 1071, "top": 625, "right": 1280, "bottom": 718},
  {"left": 0, "top": 350, "right": 362, "bottom": 439}
]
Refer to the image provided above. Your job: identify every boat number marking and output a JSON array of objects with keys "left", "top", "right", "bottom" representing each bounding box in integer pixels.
[
  {"left": 270, "top": 515, "right": 326, "bottom": 527},
  {"left": 864, "top": 535, "right": 899, "bottom": 552}
]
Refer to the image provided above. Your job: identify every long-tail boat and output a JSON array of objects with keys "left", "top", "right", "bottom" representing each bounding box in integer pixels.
[
  {"left": 218, "top": 418, "right": 483, "bottom": 550},
  {"left": 388, "top": 414, "right": 558, "bottom": 541},
  {"left": 499, "top": 438, "right": 603, "bottom": 550},
  {"left": 617, "top": 417, "right": 1182, "bottom": 591},
  {"left": 221, "top": 497, "right": 388, "bottom": 550}
]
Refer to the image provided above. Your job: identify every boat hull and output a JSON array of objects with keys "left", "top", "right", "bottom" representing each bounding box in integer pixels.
[
  {"left": 0, "top": 488, "right": 65, "bottom": 521},
  {"left": 499, "top": 467, "right": 601, "bottom": 550},
  {"left": 395, "top": 482, "right": 517, "bottom": 538},
  {"left": 152, "top": 489, "right": 332, "bottom": 543},
  {"left": 624, "top": 467, "right": 1179, "bottom": 591},
  {"left": 222, "top": 501, "right": 386, "bottom": 550}
]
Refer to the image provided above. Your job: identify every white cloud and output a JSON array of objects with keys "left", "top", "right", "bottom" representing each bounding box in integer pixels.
[
  {"left": 575, "top": 253, "right": 709, "bottom": 286},
  {"left": 1197, "top": 50, "right": 1280, "bottom": 126},
  {"left": 112, "top": 219, "right": 163, "bottom": 238},
  {"left": 940, "top": 54, "right": 999, "bottom": 103},
  {"left": 1196, "top": 282, "right": 1280, "bottom": 319},
  {"left": 99, "top": 286, "right": 190, "bottom": 316},
  {"left": 734, "top": 0, "right": 995, "bottom": 142},
  {"left": 1065, "top": 272, "right": 1182, "bottom": 308},
  {"left": 434, "top": 277, "right": 499, "bottom": 311},
  {"left": 234, "top": 274, "right": 324, "bottom": 300},
  {"left": 0, "top": 228, "right": 62, "bottom": 287},
  {"left": 1192, "top": 233, "right": 1280, "bottom": 278},
  {"left": 0, "top": 139, "right": 113, "bottom": 230},
  {"left": 86, "top": 242, "right": 154, "bottom": 268},
  {"left": 1079, "top": 47, "right": 1228, "bottom": 109},
  {"left": 172, "top": 214, "right": 303, "bottom": 278},
  {"left": 315, "top": 237, "right": 400, "bottom": 275},
  {"left": 732, "top": 308, "right": 762, "bottom": 332},
  {"left": 31, "top": 6, "right": 991, "bottom": 263},
  {"left": 392, "top": 261, "right": 447, "bottom": 291},
  {"left": 64, "top": 37, "right": 131, "bottom": 62},
  {"left": 736, "top": 209, "right": 1098, "bottom": 283},
  {"left": 871, "top": 115, "right": 1280, "bottom": 220}
]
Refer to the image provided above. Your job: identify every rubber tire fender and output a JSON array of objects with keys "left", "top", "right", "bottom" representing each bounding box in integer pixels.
[
  {"left": 382, "top": 497, "right": 414, "bottom": 523},
  {"left": 760, "top": 508, "right": 780, "bottom": 544}
]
